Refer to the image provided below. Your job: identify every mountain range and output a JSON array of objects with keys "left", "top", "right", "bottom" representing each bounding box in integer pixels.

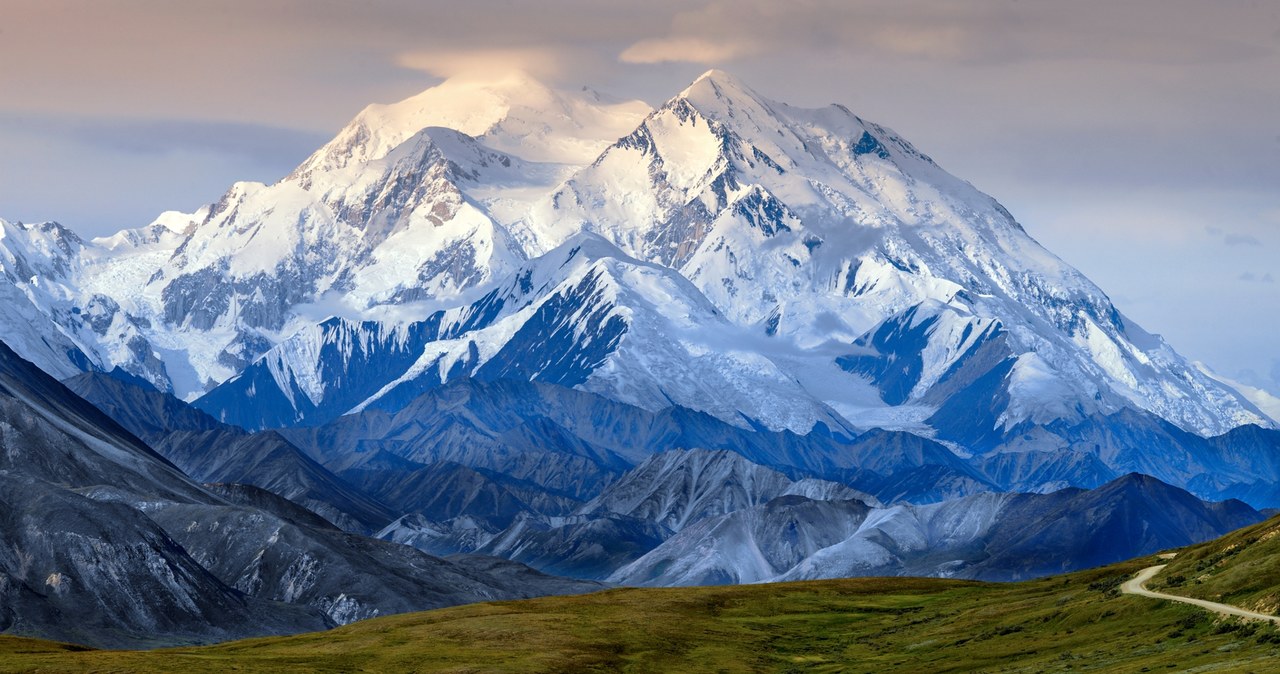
[
  {"left": 0, "top": 342, "right": 595, "bottom": 647},
  {"left": 1, "top": 70, "right": 1270, "bottom": 439},
  {"left": 2, "top": 69, "right": 1278, "bottom": 647},
  {"left": 12, "top": 513, "right": 1280, "bottom": 672},
  {"left": 63, "top": 368, "right": 1269, "bottom": 586}
]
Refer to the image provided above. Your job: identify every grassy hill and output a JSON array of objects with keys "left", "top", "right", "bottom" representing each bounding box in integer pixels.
[
  {"left": 5, "top": 546, "right": 1280, "bottom": 673},
  {"left": 1155, "top": 514, "right": 1280, "bottom": 616}
]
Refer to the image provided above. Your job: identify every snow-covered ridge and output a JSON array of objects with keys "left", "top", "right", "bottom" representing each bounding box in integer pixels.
[{"left": 199, "top": 232, "right": 858, "bottom": 434}]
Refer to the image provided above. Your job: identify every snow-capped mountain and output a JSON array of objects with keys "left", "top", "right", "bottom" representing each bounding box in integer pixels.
[
  {"left": 0, "top": 75, "right": 650, "bottom": 400},
  {"left": 145, "top": 73, "right": 650, "bottom": 394},
  {"left": 516, "top": 69, "right": 1266, "bottom": 437},
  {"left": 0, "top": 69, "right": 1269, "bottom": 445}
]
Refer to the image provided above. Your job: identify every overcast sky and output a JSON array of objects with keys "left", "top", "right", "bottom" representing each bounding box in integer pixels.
[{"left": 1, "top": 0, "right": 1277, "bottom": 392}]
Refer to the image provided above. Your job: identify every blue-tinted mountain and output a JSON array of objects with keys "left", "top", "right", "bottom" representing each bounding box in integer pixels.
[
  {"left": 66, "top": 371, "right": 396, "bottom": 533},
  {"left": 613, "top": 473, "right": 1260, "bottom": 586},
  {"left": 340, "top": 461, "right": 580, "bottom": 530},
  {"left": 0, "top": 342, "right": 599, "bottom": 646}
]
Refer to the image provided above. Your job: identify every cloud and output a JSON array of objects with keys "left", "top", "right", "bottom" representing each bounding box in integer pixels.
[
  {"left": 396, "top": 47, "right": 569, "bottom": 80},
  {"left": 1225, "top": 233, "right": 1264, "bottom": 246},
  {"left": 620, "top": 37, "right": 753, "bottom": 65},
  {"left": 614, "top": 0, "right": 1273, "bottom": 69},
  {"left": 615, "top": 1, "right": 1001, "bottom": 66},
  {"left": 0, "top": 113, "right": 326, "bottom": 167},
  {"left": 1238, "top": 272, "right": 1275, "bottom": 283},
  {"left": 1206, "top": 226, "right": 1264, "bottom": 247}
]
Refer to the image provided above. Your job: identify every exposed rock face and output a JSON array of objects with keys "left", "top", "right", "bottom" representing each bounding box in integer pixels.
[
  {"left": 0, "top": 343, "right": 600, "bottom": 647},
  {"left": 611, "top": 474, "right": 1261, "bottom": 587},
  {"left": 66, "top": 371, "right": 396, "bottom": 534}
]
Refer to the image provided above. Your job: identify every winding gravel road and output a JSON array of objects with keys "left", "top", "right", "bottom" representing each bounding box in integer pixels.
[{"left": 1121, "top": 559, "right": 1280, "bottom": 623}]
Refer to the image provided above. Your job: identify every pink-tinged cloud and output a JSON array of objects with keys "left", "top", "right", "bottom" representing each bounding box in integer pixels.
[
  {"left": 619, "top": 37, "right": 753, "bottom": 65},
  {"left": 397, "top": 48, "right": 570, "bottom": 79}
]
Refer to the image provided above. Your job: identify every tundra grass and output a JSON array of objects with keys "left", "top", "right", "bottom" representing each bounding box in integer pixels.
[
  {"left": 1153, "top": 514, "right": 1280, "bottom": 617},
  {"left": 2, "top": 557, "right": 1278, "bottom": 673}
]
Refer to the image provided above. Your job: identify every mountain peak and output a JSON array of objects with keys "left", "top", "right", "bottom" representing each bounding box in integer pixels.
[
  {"left": 689, "top": 68, "right": 749, "bottom": 90},
  {"left": 294, "top": 72, "right": 650, "bottom": 177},
  {"left": 362, "top": 70, "right": 559, "bottom": 137},
  {"left": 677, "top": 68, "right": 768, "bottom": 113}
]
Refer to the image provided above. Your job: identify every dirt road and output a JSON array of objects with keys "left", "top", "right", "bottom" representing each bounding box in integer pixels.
[{"left": 1121, "top": 562, "right": 1280, "bottom": 623}]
